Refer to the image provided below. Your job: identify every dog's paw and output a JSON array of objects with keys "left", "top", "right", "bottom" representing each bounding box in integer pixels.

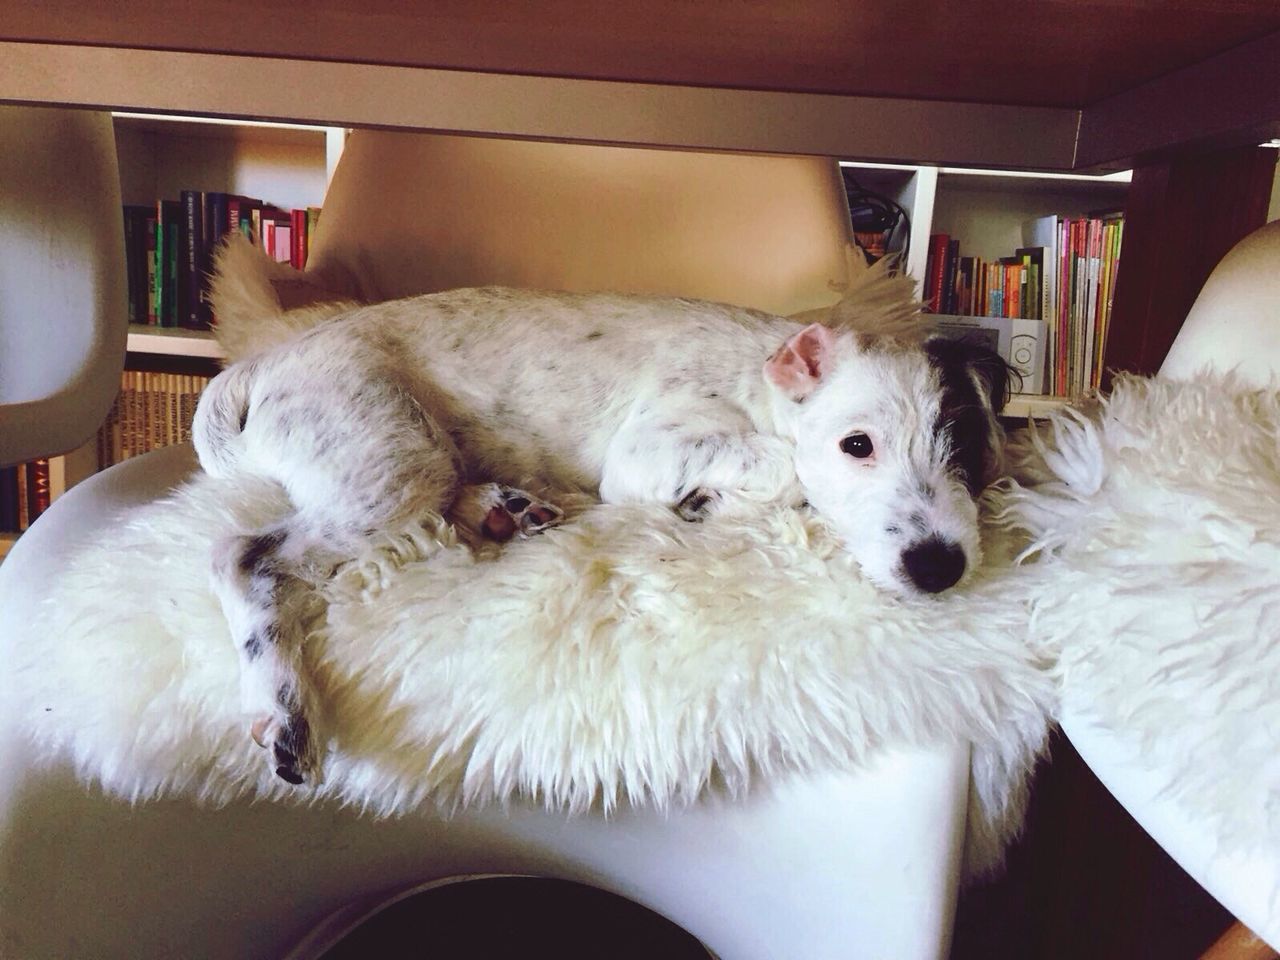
[
  {"left": 675, "top": 487, "right": 721, "bottom": 522},
  {"left": 251, "top": 710, "right": 320, "bottom": 786},
  {"left": 488, "top": 486, "right": 563, "bottom": 540},
  {"left": 451, "top": 483, "right": 562, "bottom": 542}
]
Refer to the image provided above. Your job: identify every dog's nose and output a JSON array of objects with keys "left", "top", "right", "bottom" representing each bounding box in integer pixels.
[{"left": 902, "top": 537, "right": 966, "bottom": 593}]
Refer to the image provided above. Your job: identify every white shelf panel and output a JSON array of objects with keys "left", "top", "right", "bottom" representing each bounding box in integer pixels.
[
  {"left": 1004, "top": 395, "right": 1071, "bottom": 420},
  {"left": 127, "top": 325, "right": 225, "bottom": 359}
]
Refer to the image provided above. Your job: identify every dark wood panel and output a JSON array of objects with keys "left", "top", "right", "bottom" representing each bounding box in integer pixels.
[
  {"left": 952, "top": 732, "right": 1235, "bottom": 960},
  {"left": 4, "top": 0, "right": 1280, "bottom": 109},
  {"left": 1104, "top": 145, "right": 1277, "bottom": 382}
]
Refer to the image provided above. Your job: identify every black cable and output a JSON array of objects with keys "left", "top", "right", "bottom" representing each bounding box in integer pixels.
[{"left": 842, "top": 170, "right": 911, "bottom": 270}]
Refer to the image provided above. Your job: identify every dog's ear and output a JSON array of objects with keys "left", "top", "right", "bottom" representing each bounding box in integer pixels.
[
  {"left": 764, "top": 324, "right": 837, "bottom": 401},
  {"left": 924, "top": 335, "right": 1018, "bottom": 490},
  {"left": 924, "top": 335, "right": 1016, "bottom": 415}
]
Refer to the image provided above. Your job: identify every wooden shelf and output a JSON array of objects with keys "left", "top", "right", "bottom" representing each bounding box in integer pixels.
[
  {"left": 127, "top": 324, "right": 225, "bottom": 359},
  {"left": 0, "top": 531, "right": 17, "bottom": 561}
]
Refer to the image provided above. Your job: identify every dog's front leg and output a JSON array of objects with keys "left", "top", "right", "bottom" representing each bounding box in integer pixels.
[{"left": 600, "top": 405, "right": 802, "bottom": 520}]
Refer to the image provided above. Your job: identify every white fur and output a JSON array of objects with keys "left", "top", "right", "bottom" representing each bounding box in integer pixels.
[
  {"left": 1003, "top": 372, "right": 1280, "bottom": 865},
  {"left": 17, "top": 470, "right": 1052, "bottom": 882}
]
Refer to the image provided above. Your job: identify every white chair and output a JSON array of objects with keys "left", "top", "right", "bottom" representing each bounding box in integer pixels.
[
  {"left": 0, "top": 125, "right": 972, "bottom": 959},
  {"left": 0, "top": 104, "right": 126, "bottom": 466},
  {"left": 1061, "top": 219, "right": 1280, "bottom": 953}
]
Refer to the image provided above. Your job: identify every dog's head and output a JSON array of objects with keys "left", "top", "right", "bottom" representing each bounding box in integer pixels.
[{"left": 765, "top": 324, "right": 1012, "bottom": 596}]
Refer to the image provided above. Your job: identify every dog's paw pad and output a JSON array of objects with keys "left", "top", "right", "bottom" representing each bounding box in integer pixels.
[
  {"left": 480, "top": 487, "right": 563, "bottom": 541},
  {"left": 481, "top": 505, "right": 519, "bottom": 541},
  {"left": 676, "top": 487, "right": 720, "bottom": 522}
]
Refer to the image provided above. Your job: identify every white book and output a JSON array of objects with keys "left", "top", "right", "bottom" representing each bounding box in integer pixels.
[{"left": 1022, "top": 214, "right": 1061, "bottom": 394}]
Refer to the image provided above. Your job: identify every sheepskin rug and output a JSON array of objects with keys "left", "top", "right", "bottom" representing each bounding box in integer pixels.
[
  {"left": 14, "top": 464, "right": 1054, "bottom": 880},
  {"left": 1003, "top": 373, "right": 1280, "bottom": 864}
]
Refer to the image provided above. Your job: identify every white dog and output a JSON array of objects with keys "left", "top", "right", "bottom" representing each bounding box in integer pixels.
[{"left": 195, "top": 240, "right": 1012, "bottom": 784}]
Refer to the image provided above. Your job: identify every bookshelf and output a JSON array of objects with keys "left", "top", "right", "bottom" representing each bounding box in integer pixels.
[
  {"left": 842, "top": 161, "right": 1134, "bottom": 414},
  {"left": 112, "top": 139, "right": 1133, "bottom": 413}
]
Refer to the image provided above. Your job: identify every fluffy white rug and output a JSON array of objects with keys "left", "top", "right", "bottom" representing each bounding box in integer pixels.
[
  {"left": 15, "top": 468, "right": 1053, "bottom": 880},
  {"left": 1004, "top": 373, "right": 1280, "bottom": 862}
]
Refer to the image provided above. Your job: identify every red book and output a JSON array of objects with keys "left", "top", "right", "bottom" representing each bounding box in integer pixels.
[
  {"left": 923, "top": 233, "right": 950, "bottom": 313},
  {"left": 27, "top": 458, "right": 51, "bottom": 520},
  {"left": 290, "top": 208, "right": 308, "bottom": 269}
]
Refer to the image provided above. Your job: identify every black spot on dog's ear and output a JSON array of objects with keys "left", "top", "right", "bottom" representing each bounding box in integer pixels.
[
  {"left": 924, "top": 336, "right": 1015, "bottom": 493},
  {"left": 925, "top": 336, "right": 1016, "bottom": 414}
]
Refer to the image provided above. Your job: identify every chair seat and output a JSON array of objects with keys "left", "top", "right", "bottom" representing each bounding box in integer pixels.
[
  {"left": 1062, "top": 712, "right": 1280, "bottom": 949},
  {"left": 0, "top": 446, "right": 971, "bottom": 960}
]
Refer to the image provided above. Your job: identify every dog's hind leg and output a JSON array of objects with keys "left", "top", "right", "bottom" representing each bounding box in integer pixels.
[
  {"left": 211, "top": 522, "right": 333, "bottom": 785},
  {"left": 211, "top": 369, "right": 468, "bottom": 785}
]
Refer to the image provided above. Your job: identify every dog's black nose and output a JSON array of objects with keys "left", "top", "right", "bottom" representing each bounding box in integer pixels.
[{"left": 902, "top": 537, "right": 966, "bottom": 594}]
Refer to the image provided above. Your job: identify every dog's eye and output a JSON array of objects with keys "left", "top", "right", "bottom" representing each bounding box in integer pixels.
[{"left": 840, "top": 432, "right": 874, "bottom": 459}]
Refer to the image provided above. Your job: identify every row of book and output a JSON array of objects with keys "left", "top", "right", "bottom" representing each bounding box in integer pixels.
[
  {"left": 923, "top": 212, "right": 1124, "bottom": 397},
  {"left": 123, "top": 193, "right": 320, "bottom": 331},
  {"left": 97, "top": 370, "right": 213, "bottom": 469},
  {"left": 2, "top": 371, "right": 211, "bottom": 537},
  {"left": 0, "top": 458, "right": 54, "bottom": 534}
]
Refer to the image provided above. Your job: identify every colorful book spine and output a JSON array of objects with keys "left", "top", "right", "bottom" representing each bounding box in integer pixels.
[{"left": 924, "top": 233, "right": 951, "bottom": 313}]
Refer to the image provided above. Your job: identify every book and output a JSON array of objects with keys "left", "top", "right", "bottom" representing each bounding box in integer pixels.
[
  {"left": 179, "top": 189, "right": 208, "bottom": 330},
  {"left": 924, "top": 233, "right": 951, "bottom": 313},
  {"left": 145, "top": 213, "right": 158, "bottom": 325},
  {"left": 0, "top": 465, "right": 17, "bottom": 532},
  {"left": 15, "top": 461, "right": 28, "bottom": 531},
  {"left": 943, "top": 239, "right": 960, "bottom": 313},
  {"left": 1015, "top": 247, "right": 1046, "bottom": 323},
  {"left": 306, "top": 206, "right": 322, "bottom": 257},
  {"left": 95, "top": 370, "right": 214, "bottom": 470},
  {"left": 156, "top": 199, "right": 181, "bottom": 327},
  {"left": 27, "top": 458, "right": 51, "bottom": 521},
  {"left": 955, "top": 257, "right": 976, "bottom": 317},
  {"left": 207, "top": 192, "right": 230, "bottom": 255},
  {"left": 122, "top": 205, "right": 153, "bottom": 326},
  {"left": 291, "top": 207, "right": 309, "bottom": 269},
  {"left": 1022, "top": 216, "right": 1062, "bottom": 394}
]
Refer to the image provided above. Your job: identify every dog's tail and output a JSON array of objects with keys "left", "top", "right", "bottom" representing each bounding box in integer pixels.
[
  {"left": 208, "top": 232, "right": 361, "bottom": 364},
  {"left": 192, "top": 360, "right": 257, "bottom": 479}
]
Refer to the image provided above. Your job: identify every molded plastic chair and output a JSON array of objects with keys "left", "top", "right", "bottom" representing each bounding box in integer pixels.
[
  {"left": 0, "top": 104, "right": 125, "bottom": 466},
  {"left": 1061, "top": 219, "right": 1280, "bottom": 951},
  {"left": 0, "top": 126, "right": 971, "bottom": 959}
]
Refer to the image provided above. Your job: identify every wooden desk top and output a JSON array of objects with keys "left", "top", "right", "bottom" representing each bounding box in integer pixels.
[{"left": 2, "top": 1, "right": 1279, "bottom": 169}]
